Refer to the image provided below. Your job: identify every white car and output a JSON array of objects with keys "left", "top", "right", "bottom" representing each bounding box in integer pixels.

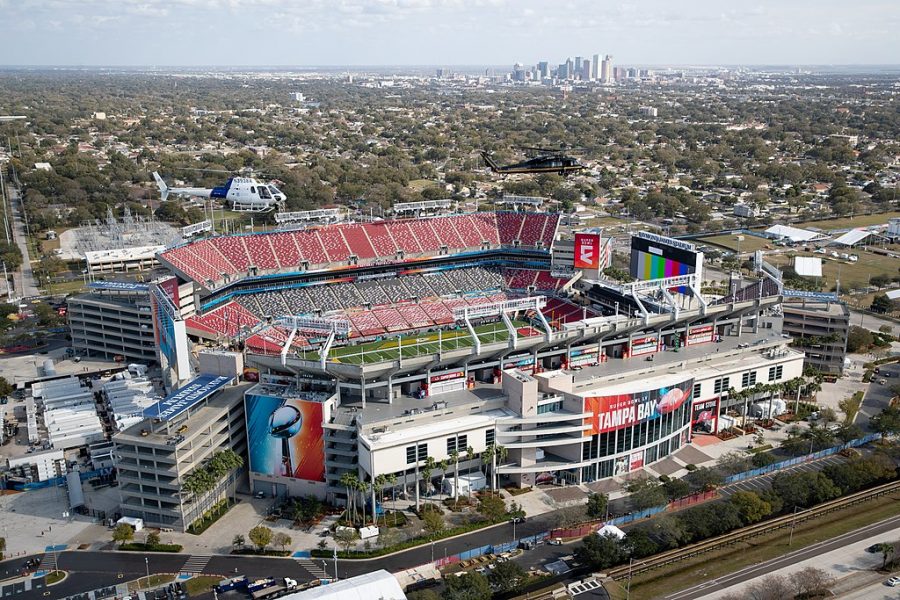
[
  {"left": 549, "top": 538, "right": 563, "bottom": 546},
  {"left": 886, "top": 576, "right": 900, "bottom": 587}
]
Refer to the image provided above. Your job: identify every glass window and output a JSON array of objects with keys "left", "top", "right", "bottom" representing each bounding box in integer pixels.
[
  {"left": 484, "top": 430, "right": 493, "bottom": 446},
  {"left": 417, "top": 443, "right": 427, "bottom": 461},
  {"left": 446, "top": 437, "right": 456, "bottom": 454},
  {"left": 406, "top": 446, "right": 416, "bottom": 464},
  {"left": 693, "top": 382, "right": 702, "bottom": 399}
]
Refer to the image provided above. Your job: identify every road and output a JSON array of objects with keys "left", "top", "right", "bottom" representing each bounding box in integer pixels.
[
  {"left": 851, "top": 308, "right": 900, "bottom": 338},
  {"left": 661, "top": 513, "right": 900, "bottom": 600},
  {"left": 0, "top": 452, "right": 854, "bottom": 599},
  {"left": 6, "top": 183, "right": 39, "bottom": 298},
  {"left": 858, "top": 363, "right": 900, "bottom": 432}
]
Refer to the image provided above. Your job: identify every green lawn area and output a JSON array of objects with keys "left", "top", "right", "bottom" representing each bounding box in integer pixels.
[
  {"left": 609, "top": 490, "right": 900, "bottom": 600},
  {"left": 766, "top": 249, "right": 899, "bottom": 292},
  {"left": 183, "top": 575, "right": 221, "bottom": 596},
  {"left": 44, "top": 279, "right": 87, "bottom": 295},
  {"left": 408, "top": 179, "right": 440, "bottom": 192},
  {"left": 697, "top": 233, "right": 771, "bottom": 254},
  {"left": 130, "top": 574, "right": 175, "bottom": 591},
  {"left": 45, "top": 571, "right": 66, "bottom": 585},
  {"left": 793, "top": 210, "right": 900, "bottom": 232},
  {"left": 319, "top": 320, "right": 535, "bottom": 364}
]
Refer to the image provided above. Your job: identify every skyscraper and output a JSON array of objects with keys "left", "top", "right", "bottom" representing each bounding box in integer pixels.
[
  {"left": 565, "top": 58, "right": 574, "bottom": 80},
  {"left": 591, "top": 53, "right": 600, "bottom": 80},
  {"left": 601, "top": 55, "right": 613, "bottom": 83},
  {"left": 582, "top": 59, "right": 591, "bottom": 81},
  {"left": 538, "top": 61, "right": 549, "bottom": 79},
  {"left": 574, "top": 56, "right": 583, "bottom": 75}
]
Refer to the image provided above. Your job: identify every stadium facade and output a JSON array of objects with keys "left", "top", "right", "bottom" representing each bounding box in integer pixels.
[{"left": 108, "top": 210, "right": 801, "bottom": 523}]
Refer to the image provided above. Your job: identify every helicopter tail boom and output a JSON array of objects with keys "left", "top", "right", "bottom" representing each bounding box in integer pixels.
[{"left": 481, "top": 151, "right": 500, "bottom": 172}]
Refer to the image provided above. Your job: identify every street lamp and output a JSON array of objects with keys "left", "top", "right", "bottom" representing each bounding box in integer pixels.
[
  {"left": 789, "top": 506, "right": 801, "bottom": 546},
  {"left": 145, "top": 557, "right": 149, "bottom": 581}
]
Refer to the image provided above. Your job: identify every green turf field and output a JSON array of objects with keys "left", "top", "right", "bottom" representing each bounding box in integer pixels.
[{"left": 301, "top": 320, "right": 537, "bottom": 365}]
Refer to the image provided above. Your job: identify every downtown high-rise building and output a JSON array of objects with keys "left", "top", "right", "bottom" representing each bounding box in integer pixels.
[
  {"left": 601, "top": 55, "right": 613, "bottom": 83},
  {"left": 574, "top": 56, "right": 583, "bottom": 75},
  {"left": 582, "top": 59, "right": 591, "bottom": 81},
  {"left": 538, "top": 61, "right": 549, "bottom": 78},
  {"left": 591, "top": 53, "right": 600, "bottom": 80}
]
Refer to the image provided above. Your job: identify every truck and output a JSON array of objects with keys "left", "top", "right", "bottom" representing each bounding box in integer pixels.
[{"left": 250, "top": 577, "right": 299, "bottom": 599}]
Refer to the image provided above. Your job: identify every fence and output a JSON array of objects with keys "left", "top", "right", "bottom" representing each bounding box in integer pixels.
[
  {"left": 666, "top": 489, "right": 718, "bottom": 511},
  {"left": 3, "top": 467, "right": 115, "bottom": 491},
  {"left": 723, "top": 433, "right": 881, "bottom": 484}
]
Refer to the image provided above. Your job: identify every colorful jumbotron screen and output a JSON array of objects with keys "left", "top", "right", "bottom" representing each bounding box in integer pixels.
[{"left": 629, "top": 232, "right": 703, "bottom": 292}]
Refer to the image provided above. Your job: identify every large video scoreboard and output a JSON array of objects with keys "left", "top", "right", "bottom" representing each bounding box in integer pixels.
[{"left": 629, "top": 232, "right": 703, "bottom": 291}]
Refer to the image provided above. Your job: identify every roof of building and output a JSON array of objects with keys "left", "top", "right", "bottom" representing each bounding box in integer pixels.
[
  {"left": 794, "top": 256, "right": 823, "bottom": 277},
  {"left": 764, "top": 224, "right": 822, "bottom": 243},
  {"left": 84, "top": 245, "right": 165, "bottom": 265},
  {"left": 885, "top": 289, "right": 900, "bottom": 301},
  {"left": 830, "top": 229, "right": 882, "bottom": 246},
  {"left": 280, "top": 570, "right": 405, "bottom": 600}
]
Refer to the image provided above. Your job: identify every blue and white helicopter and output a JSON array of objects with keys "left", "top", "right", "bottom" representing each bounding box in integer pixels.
[{"left": 152, "top": 171, "right": 286, "bottom": 212}]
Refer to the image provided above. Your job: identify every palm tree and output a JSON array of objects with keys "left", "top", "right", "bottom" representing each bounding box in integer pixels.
[
  {"left": 482, "top": 445, "right": 495, "bottom": 489},
  {"left": 493, "top": 445, "right": 508, "bottom": 490},
  {"left": 421, "top": 456, "right": 435, "bottom": 501},
  {"left": 449, "top": 449, "right": 460, "bottom": 503},
  {"left": 339, "top": 471, "right": 359, "bottom": 525},
  {"left": 438, "top": 459, "right": 449, "bottom": 497},
  {"left": 356, "top": 478, "right": 370, "bottom": 525},
  {"left": 373, "top": 474, "right": 387, "bottom": 526},
  {"left": 877, "top": 542, "right": 895, "bottom": 570},
  {"left": 465, "top": 446, "right": 475, "bottom": 498}
]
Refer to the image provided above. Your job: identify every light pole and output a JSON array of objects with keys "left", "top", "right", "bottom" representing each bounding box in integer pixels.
[
  {"left": 145, "top": 557, "right": 149, "bottom": 581},
  {"left": 788, "top": 506, "right": 800, "bottom": 546},
  {"left": 626, "top": 557, "right": 634, "bottom": 599}
]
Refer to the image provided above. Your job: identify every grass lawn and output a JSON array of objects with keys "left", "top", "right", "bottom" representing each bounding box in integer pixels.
[
  {"left": 130, "top": 574, "right": 175, "bottom": 591},
  {"left": 183, "top": 575, "right": 221, "bottom": 596},
  {"left": 45, "top": 571, "right": 66, "bottom": 585},
  {"left": 44, "top": 279, "right": 87, "bottom": 296},
  {"left": 408, "top": 179, "right": 440, "bottom": 192},
  {"left": 608, "top": 491, "right": 900, "bottom": 600},
  {"left": 322, "top": 320, "right": 531, "bottom": 364},
  {"left": 766, "top": 249, "right": 899, "bottom": 292},
  {"left": 697, "top": 234, "right": 771, "bottom": 254},
  {"left": 792, "top": 211, "right": 900, "bottom": 232}
]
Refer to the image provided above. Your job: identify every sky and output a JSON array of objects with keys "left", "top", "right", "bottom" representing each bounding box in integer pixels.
[{"left": 0, "top": 0, "right": 898, "bottom": 67}]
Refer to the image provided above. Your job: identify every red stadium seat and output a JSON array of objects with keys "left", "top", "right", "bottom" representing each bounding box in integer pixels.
[
  {"left": 340, "top": 224, "right": 377, "bottom": 259},
  {"left": 386, "top": 222, "right": 422, "bottom": 255},
  {"left": 293, "top": 230, "right": 329, "bottom": 265},
  {"left": 244, "top": 235, "right": 279, "bottom": 270},
  {"left": 363, "top": 222, "right": 399, "bottom": 256}
]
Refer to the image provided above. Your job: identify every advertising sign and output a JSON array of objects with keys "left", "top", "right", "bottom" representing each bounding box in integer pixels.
[
  {"left": 585, "top": 378, "right": 693, "bottom": 435},
  {"left": 504, "top": 355, "right": 535, "bottom": 373},
  {"left": 430, "top": 370, "right": 465, "bottom": 384},
  {"left": 630, "top": 451, "right": 645, "bottom": 471},
  {"left": 159, "top": 277, "right": 180, "bottom": 309},
  {"left": 629, "top": 233, "right": 703, "bottom": 293},
  {"left": 686, "top": 325, "right": 714, "bottom": 346},
  {"left": 569, "top": 345, "right": 599, "bottom": 367},
  {"left": 142, "top": 374, "right": 233, "bottom": 420},
  {"left": 574, "top": 233, "right": 602, "bottom": 269},
  {"left": 630, "top": 336, "right": 659, "bottom": 357},
  {"left": 691, "top": 397, "right": 719, "bottom": 432},
  {"left": 246, "top": 394, "right": 325, "bottom": 482}
]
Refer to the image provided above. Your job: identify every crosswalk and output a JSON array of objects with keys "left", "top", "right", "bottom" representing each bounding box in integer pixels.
[
  {"left": 568, "top": 579, "right": 602, "bottom": 596},
  {"left": 180, "top": 554, "right": 212, "bottom": 575},
  {"left": 295, "top": 557, "right": 328, "bottom": 579},
  {"left": 40, "top": 552, "right": 58, "bottom": 573}
]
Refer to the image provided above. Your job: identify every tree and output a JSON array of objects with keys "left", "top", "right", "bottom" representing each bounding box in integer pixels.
[
  {"left": 876, "top": 542, "right": 895, "bottom": 570},
  {"left": 684, "top": 466, "right": 725, "bottom": 491},
  {"left": 771, "top": 471, "right": 840, "bottom": 509},
  {"left": 677, "top": 502, "right": 742, "bottom": 543},
  {"left": 871, "top": 293, "right": 894, "bottom": 314},
  {"left": 0, "top": 536, "right": 5, "bottom": 559},
  {"left": 575, "top": 532, "right": 626, "bottom": 569},
  {"left": 442, "top": 571, "right": 492, "bottom": 600},
  {"left": 272, "top": 532, "right": 292, "bottom": 552},
  {"left": 232, "top": 534, "right": 245, "bottom": 550},
  {"left": 716, "top": 451, "right": 752, "bottom": 476},
  {"left": 625, "top": 475, "right": 668, "bottom": 510},
  {"left": 112, "top": 523, "right": 134, "bottom": 546},
  {"left": 585, "top": 492, "right": 609, "bottom": 519},
  {"left": 662, "top": 477, "right": 691, "bottom": 501},
  {"left": 745, "top": 574, "right": 792, "bottom": 600},
  {"left": 871, "top": 406, "right": 900, "bottom": 439},
  {"left": 846, "top": 325, "right": 874, "bottom": 353},
  {"left": 377, "top": 526, "right": 401, "bottom": 550},
  {"left": 248, "top": 525, "right": 273, "bottom": 552},
  {"left": 0, "top": 377, "right": 12, "bottom": 398},
  {"left": 449, "top": 449, "right": 461, "bottom": 503},
  {"left": 145, "top": 531, "right": 161, "bottom": 548},
  {"left": 477, "top": 494, "right": 507, "bottom": 522},
  {"left": 792, "top": 566, "right": 832, "bottom": 598},
  {"left": 408, "top": 589, "right": 442, "bottom": 600},
  {"left": 624, "top": 527, "right": 659, "bottom": 559},
  {"left": 333, "top": 528, "right": 359, "bottom": 552},
  {"left": 728, "top": 491, "right": 772, "bottom": 525},
  {"left": 488, "top": 561, "right": 525, "bottom": 593},
  {"left": 421, "top": 456, "right": 435, "bottom": 497},
  {"left": 422, "top": 510, "right": 445, "bottom": 538}
]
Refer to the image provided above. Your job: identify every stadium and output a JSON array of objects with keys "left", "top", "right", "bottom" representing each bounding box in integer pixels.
[{"left": 115, "top": 208, "right": 806, "bottom": 527}]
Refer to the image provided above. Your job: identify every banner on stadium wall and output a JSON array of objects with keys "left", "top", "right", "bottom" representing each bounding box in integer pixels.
[
  {"left": 630, "top": 336, "right": 659, "bottom": 357},
  {"left": 431, "top": 370, "right": 465, "bottom": 384},
  {"left": 569, "top": 345, "right": 599, "bottom": 367},
  {"left": 159, "top": 277, "right": 180, "bottom": 309},
  {"left": 574, "top": 233, "right": 602, "bottom": 269},
  {"left": 585, "top": 377, "right": 694, "bottom": 435},
  {"left": 246, "top": 394, "right": 326, "bottom": 482},
  {"left": 504, "top": 355, "right": 535, "bottom": 373},
  {"left": 613, "top": 455, "right": 629, "bottom": 476},
  {"left": 630, "top": 451, "right": 645, "bottom": 471},
  {"left": 691, "top": 397, "right": 719, "bottom": 431},
  {"left": 686, "top": 325, "right": 714, "bottom": 346}
]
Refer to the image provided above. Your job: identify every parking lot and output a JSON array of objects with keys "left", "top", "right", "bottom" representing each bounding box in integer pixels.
[{"left": 717, "top": 453, "right": 847, "bottom": 498}]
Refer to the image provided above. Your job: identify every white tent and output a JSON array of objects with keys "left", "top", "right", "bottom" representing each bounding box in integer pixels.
[
  {"left": 597, "top": 524, "right": 626, "bottom": 540},
  {"left": 279, "top": 570, "right": 405, "bottom": 600},
  {"left": 764, "top": 224, "right": 822, "bottom": 243},
  {"left": 830, "top": 229, "right": 885, "bottom": 247},
  {"left": 793, "top": 256, "right": 823, "bottom": 277}
]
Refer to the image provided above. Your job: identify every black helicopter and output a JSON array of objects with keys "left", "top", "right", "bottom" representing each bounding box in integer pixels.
[{"left": 481, "top": 146, "right": 586, "bottom": 176}]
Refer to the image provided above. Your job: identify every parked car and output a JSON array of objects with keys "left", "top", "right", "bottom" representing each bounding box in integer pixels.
[
  {"left": 886, "top": 576, "right": 900, "bottom": 587},
  {"left": 549, "top": 538, "right": 563, "bottom": 546}
]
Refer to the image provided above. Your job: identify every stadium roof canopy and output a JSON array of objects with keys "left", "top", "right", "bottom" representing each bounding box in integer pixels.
[
  {"left": 793, "top": 256, "right": 823, "bottom": 278},
  {"left": 830, "top": 229, "right": 885, "bottom": 246},
  {"left": 280, "top": 570, "right": 405, "bottom": 600},
  {"left": 764, "top": 224, "right": 823, "bottom": 243}
]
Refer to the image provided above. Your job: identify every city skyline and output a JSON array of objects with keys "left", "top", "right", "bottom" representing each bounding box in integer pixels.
[{"left": 0, "top": 0, "right": 898, "bottom": 67}]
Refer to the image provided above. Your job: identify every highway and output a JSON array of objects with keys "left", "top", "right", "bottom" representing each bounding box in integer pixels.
[
  {"left": 858, "top": 362, "right": 899, "bottom": 432},
  {"left": 662, "top": 513, "right": 900, "bottom": 600}
]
